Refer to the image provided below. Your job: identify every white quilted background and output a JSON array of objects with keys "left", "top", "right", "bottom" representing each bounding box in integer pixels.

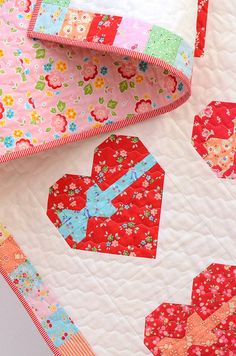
[{"left": 1, "top": 1, "right": 236, "bottom": 355}]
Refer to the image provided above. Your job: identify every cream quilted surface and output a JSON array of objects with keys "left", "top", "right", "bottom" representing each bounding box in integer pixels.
[{"left": 0, "top": 1, "right": 236, "bottom": 355}]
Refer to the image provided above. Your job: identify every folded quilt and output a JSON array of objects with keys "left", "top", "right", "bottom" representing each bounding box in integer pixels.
[{"left": 0, "top": 0, "right": 196, "bottom": 163}]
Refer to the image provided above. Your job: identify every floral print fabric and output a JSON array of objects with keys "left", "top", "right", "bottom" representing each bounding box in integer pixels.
[
  {"left": 144, "top": 263, "right": 236, "bottom": 355},
  {"left": 47, "top": 135, "right": 165, "bottom": 259},
  {"left": 0, "top": 0, "right": 192, "bottom": 162},
  {"left": 0, "top": 225, "right": 95, "bottom": 354},
  {"left": 192, "top": 101, "right": 236, "bottom": 179}
]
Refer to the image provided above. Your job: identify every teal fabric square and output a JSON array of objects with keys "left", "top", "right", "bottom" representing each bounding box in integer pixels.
[
  {"left": 41, "top": 308, "right": 79, "bottom": 347},
  {"left": 9, "top": 260, "right": 42, "bottom": 297},
  {"left": 43, "top": 0, "right": 70, "bottom": 7},
  {"left": 34, "top": 3, "right": 67, "bottom": 35},
  {"left": 174, "top": 39, "right": 193, "bottom": 78},
  {"left": 145, "top": 26, "right": 182, "bottom": 65}
]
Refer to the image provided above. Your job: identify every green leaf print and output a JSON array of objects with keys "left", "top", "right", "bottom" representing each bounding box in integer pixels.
[
  {"left": 32, "top": 43, "right": 41, "bottom": 49},
  {"left": 84, "top": 84, "right": 93, "bottom": 95},
  {"left": 130, "top": 81, "right": 135, "bottom": 88},
  {"left": 78, "top": 81, "right": 84, "bottom": 87},
  {"left": 119, "top": 80, "right": 128, "bottom": 93},
  {"left": 50, "top": 108, "right": 57, "bottom": 113},
  {"left": 57, "top": 100, "right": 66, "bottom": 112},
  {"left": 107, "top": 100, "right": 118, "bottom": 109},
  {"left": 99, "top": 97, "right": 104, "bottom": 104},
  {"left": 36, "top": 48, "right": 46, "bottom": 59},
  {"left": 35, "top": 81, "right": 45, "bottom": 90}
]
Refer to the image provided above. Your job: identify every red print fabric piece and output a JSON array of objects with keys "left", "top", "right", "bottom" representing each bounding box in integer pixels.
[
  {"left": 144, "top": 263, "right": 236, "bottom": 355},
  {"left": 47, "top": 135, "right": 165, "bottom": 259},
  {"left": 195, "top": 0, "right": 209, "bottom": 57},
  {"left": 192, "top": 101, "right": 236, "bottom": 179},
  {"left": 86, "top": 14, "right": 122, "bottom": 45}
]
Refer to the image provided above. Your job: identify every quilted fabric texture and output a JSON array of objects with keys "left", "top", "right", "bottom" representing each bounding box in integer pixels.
[
  {"left": 1, "top": 1, "right": 236, "bottom": 355},
  {"left": 47, "top": 135, "right": 165, "bottom": 258},
  {"left": 0, "top": 0, "right": 194, "bottom": 163},
  {"left": 144, "top": 263, "right": 236, "bottom": 355},
  {"left": 192, "top": 102, "right": 236, "bottom": 179}
]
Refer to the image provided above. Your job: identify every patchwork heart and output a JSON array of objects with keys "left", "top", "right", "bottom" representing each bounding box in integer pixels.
[
  {"left": 192, "top": 101, "right": 236, "bottom": 179},
  {"left": 47, "top": 134, "right": 165, "bottom": 258},
  {"left": 144, "top": 263, "right": 236, "bottom": 355}
]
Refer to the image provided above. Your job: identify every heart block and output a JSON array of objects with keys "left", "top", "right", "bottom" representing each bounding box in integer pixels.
[
  {"left": 47, "top": 135, "right": 165, "bottom": 258},
  {"left": 144, "top": 263, "right": 236, "bottom": 355}
]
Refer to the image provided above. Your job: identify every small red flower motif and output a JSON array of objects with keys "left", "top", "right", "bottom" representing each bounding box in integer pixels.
[
  {"left": 164, "top": 75, "right": 177, "bottom": 93},
  {"left": 91, "top": 105, "right": 109, "bottom": 122},
  {"left": 135, "top": 99, "right": 152, "bottom": 114},
  {"left": 81, "top": 63, "right": 98, "bottom": 81},
  {"left": 15, "top": 139, "right": 33, "bottom": 150},
  {"left": 45, "top": 71, "right": 63, "bottom": 89},
  {"left": 51, "top": 114, "right": 67, "bottom": 133},
  {"left": 118, "top": 62, "right": 136, "bottom": 79},
  {"left": 0, "top": 102, "right": 4, "bottom": 119},
  {"left": 15, "top": 0, "right": 31, "bottom": 13}
]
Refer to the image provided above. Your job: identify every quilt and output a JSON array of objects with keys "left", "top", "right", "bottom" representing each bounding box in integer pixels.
[{"left": 1, "top": 0, "right": 236, "bottom": 355}]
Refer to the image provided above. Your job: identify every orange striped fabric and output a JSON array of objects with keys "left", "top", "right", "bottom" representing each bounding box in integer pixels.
[{"left": 58, "top": 332, "right": 95, "bottom": 356}]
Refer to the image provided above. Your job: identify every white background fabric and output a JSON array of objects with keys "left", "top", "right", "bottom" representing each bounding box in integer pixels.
[{"left": 1, "top": 1, "right": 236, "bottom": 355}]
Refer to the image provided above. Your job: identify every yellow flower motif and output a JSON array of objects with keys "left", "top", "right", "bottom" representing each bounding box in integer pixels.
[
  {"left": 2, "top": 95, "right": 14, "bottom": 106},
  {"left": 32, "top": 138, "right": 38, "bottom": 144},
  {"left": 92, "top": 123, "right": 102, "bottom": 129},
  {"left": 46, "top": 91, "right": 53, "bottom": 97},
  {"left": 26, "top": 91, "right": 32, "bottom": 98},
  {"left": 49, "top": 304, "right": 57, "bottom": 313},
  {"left": 56, "top": 60, "right": 67, "bottom": 72},
  {"left": 66, "top": 108, "right": 77, "bottom": 120},
  {"left": 25, "top": 13, "right": 32, "bottom": 20},
  {"left": 93, "top": 56, "right": 100, "bottom": 64},
  {"left": 136, "top": 75, "right": 144, "bottom": 83},
  {"left": 0, "top": 120, "right": 6, "bottom": 127},
  {"left": 13, "top": 129, "right": 23, "bottom": 138},
  {"left": 0, "top": 0, "right": 6, "bottom": 7},
  {"left": 24, "top": 58, "right": 30, "bottom": 64},
  {"left": 144, "top": 93, "right": 151, "bottom": 100},
  {"left": 0, "top": 49, "right": 4, "bottom": 58},
  {"left": 31, "top": 110, "right": 40, "bottom": 124},
  {"left": 94, "top": 77, "right": 105, "bottom": 89}
]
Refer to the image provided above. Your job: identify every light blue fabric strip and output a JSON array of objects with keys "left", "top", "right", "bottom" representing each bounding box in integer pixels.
[{"left": 58, "top": 154, "right": 157, "bottom": 242}]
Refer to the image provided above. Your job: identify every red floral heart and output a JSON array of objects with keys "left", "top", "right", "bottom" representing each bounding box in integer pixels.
[
  {"left": 144, "top": 263, "right": 236, "bottom": 355},
  {"left": 47, "top": 134, "right": 165, "bottom": 258}
]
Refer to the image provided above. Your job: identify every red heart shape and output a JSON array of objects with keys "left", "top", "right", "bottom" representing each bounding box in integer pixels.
[
  {"left": 144, "top": 263, "right": 236, "bottom": 355},
  {"left": 47, "top": 135, "right": 165, "bottom": 258}
]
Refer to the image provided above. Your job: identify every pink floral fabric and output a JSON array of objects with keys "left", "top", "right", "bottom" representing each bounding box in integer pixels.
[{"left": 0, "top": 0, "right": 189, "bottom": 162}]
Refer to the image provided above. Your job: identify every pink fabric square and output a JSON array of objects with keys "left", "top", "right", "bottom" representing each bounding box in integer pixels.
[{"left": 114, "top": 18, "right": 151, "bottom": 52}]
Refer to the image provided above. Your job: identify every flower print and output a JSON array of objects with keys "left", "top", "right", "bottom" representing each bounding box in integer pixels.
[
  {"left": 31, "top": 110, "right": 40, "bottom": 124},
  {"left": 139, "top": 61, "right": 148, "bottom": 72},
  {"left": 0, "top": 102, "right": 4, "bottom": 119},
  {"left": 3, "top": 136, "right": 15, "bottom": 148},
  {"left": 58, "top": 202, "right": 64, "bottom": 210},
  {"left": 43, "top": 63, "right": 52, "bottom": 72},
  {"left": 69, "top": 122, "right": 77, "bottom": 132},
  {"left": 45, "top": 71, "right": 63, "bottom": 89},
  {"left": 125, "top": 228, "right": 132, "bottom": 235},
  {"left": 6, "top": 108, "right": 14, "bottom": 119},
  {"left": 163, "top": 75, "right": 177, "bottom": 93},
  {"left": 136, "top": 75, "right": 144, "bottom": 83},
  {"left": 204, "top": 106, "right": 213, "bottom": 118},
  {"left": 80, "top": 12, "right": 93, "bottom": 23},
  {"left": 2, "top": 95, "right": 14, "bottom": 107},
  {"left": 15, "top": 0, "right": 31, "bottom": 13},
  {"left": 100, "top": 66, "right": 108, "bottom": 75},
  {"left": 94, "top": 77, "right": 105, "bottom": 88},
  {"left": 13, "top": 129, "right": 23, "bottom": 138},
  {"left": 0, "top": 49, "right": 4, "bottom": 57},
  {"left": 178, "top": 82, "right": 184, "bottom": 92},
  {"left": 81, "top": 63, "right": 98, "bottom": 81},
  {"left": 145, "top": 243, "right": 152, "bottom": 250},
  {"left": 66, "top": 108, "right": 77, "bottom": 120},
  {"left": 69, "top": 183, "right": 76, "bottom": 190},
  {"left": 135, "top": 193, "right": 143, "bottom": 200},
  {"left": 51, "top": 114, "right": 67, "bottom": 133},
  {"left": 135, "top": 99, "right": 152, "bottom": 114},
  {"left": 94, "top": 165, "right": 101, "bottom": 173},
  {"left": 111, "top": 240, "right": 119, "bottom": 247},
  {"left": 77, "top": 24, "right": 87, "bottom": 36},
  {"left": 56, "top": 60, "right": 67, "bottom": 73},
  {"left": 15, "top": 138, "right": 33, "bottom": 150},
  {"left": 62, "top": 24, "right": 73, "bottom": 36},
  {"left": 118, "top": 62, "right": 136, "bottom": 79},
  {"left": 91, "top": 105, "right": 109, "bottom": 122}
]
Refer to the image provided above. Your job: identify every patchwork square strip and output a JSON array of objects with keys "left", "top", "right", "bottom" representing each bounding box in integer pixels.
[{"left": 0, "top": 224, "right": 95, "bottom": 355}]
